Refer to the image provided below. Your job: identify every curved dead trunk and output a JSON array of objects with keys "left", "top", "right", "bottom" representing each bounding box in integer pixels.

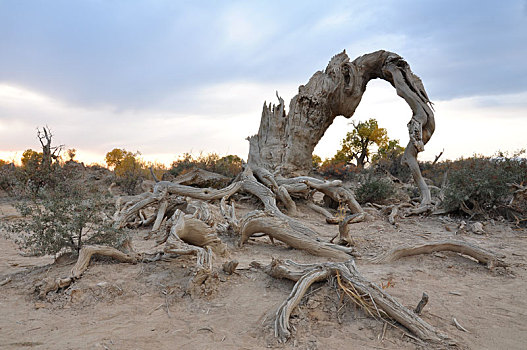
[
  {"left": 248, "top": 50, "right": 434, "bottom": 205},
  {"left": 239, "top": 211, "right": 354, "bottom": 260}
]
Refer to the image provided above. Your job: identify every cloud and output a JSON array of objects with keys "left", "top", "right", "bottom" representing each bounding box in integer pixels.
[
  {"left": 0, "top": 81, "right": 297, "bottom": 164},
  {"left": 2, "top": 0, "right": 525, "bottom": 110},
  {"left": 0, "top": 0, "right": 526, "bottom": 164}
]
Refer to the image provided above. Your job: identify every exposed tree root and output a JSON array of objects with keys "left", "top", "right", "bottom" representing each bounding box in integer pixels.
[
  {"left": 370, "top": 240, "right": 507, "bottom": 269},
  {"left": 329, "top": 213, "right": 364, "bottom": 246},
  {"left": 252, "top": 259, "right": 450, "bottom": 345},
  {"left": 173, "top": 167, "right": 230, "bottom": 188},
  {"left": 166, "top": 209, "right": 227, "bottom": 260},
  {"left": 379, "top": 202, "right": 435, "bottom": 225},
  {"left": 305, "top": 200, "right": 334, "bottom": 221},
  {"left": 414, "top": 292, "right": 429, "bottom": 315},
  {"left": 277, "top": 177, "right": 364, "bottom": 215},
  {"left": 222, "top": 260, "right": 239, "bottom": 275},
  {"left": 240, "top": 211, "right": 354, "bottom": 260},
  {"left": 36, "top": 245, "right": 141, "bottom": 299}
]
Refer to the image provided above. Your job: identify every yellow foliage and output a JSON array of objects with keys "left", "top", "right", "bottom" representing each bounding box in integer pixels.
[
  {"left": 21, "top": 149, "right": 43, "bottom": 168},
  {"left": 331, "top": 118, "right": 390, "bottom": 168}
]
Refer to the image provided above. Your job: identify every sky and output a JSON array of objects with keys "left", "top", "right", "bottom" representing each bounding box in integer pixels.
[{"left": 0, "top": 0, "right": 526, "bottom": 165}]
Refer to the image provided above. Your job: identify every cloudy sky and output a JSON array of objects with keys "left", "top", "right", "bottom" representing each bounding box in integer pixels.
[{"left": 1, "top": 0, "right": 526, "bottom": 165}]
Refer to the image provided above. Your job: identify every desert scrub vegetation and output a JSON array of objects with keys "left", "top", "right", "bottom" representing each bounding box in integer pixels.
[
  {"left": 3, "top": 179, "right": 125, "bottom": 257},
  {"left": 169, "top": 152, "right": 243, "bottom": 178},
  {"left": 355, "top": 175, "right": 396, "bottom": 204},
  {"left": 105, "top": 148, "right": 168, "bottom": 194},
  {"left": 1, "top": 128, "right": 127, "bottom": 257},
  {"left": 441, "top": 151, "right": 527, "bottom": 217}
]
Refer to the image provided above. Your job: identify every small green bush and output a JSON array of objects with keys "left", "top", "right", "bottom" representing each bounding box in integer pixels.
[
  {"left": 0, "top": 163, "right": 19, "bottom": 194},
  {"left": 355, "top": 176, "right": 395, "bottom": 204},
  {"left": 3, "top": 178, "right": 126, "bottom": 257},
  {"left": 442, "top": 153, "right": 527, "bottom": 215}
]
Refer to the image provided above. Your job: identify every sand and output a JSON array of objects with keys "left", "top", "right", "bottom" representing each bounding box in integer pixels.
[{"left": 1, "top": 197, "right": 526, "bottom": 350}]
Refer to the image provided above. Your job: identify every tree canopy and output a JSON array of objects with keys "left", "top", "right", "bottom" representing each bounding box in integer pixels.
[{"left": 334, "top": 118, "right": 389, "bottom": 168}]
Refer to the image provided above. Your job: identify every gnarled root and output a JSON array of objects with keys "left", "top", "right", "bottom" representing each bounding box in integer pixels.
[
  {"left": 370, "top": 240, "right": 507, "bottom": 269},
  {"left": 253, "top": 259, "right": 450, "bottom": 344},
  {"left": 165, "top": 209, "right": 228, "bottom": 266},
  {"left": 240, "top": 211, "right": 354, "bottom": 260},
  {"left": 278, "top": 177, "right": 364, "bottom": 216},
  {"left": 36, "top": 245, "right": 140, "bottom": 299}
]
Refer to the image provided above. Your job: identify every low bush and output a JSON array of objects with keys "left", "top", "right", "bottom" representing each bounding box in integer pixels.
[
  {"left": 2, "top": 178, "right": 126, "bottom": 257},
  {"left": 355, "top": 176, "right": 395, "bottom": 204},
  {"left": 442, "top": 152, "right": 527, "bottom": 215},
  {"left": 169, "top": 153, "right": 243, "bottom": 178},
  {"left": 317, "top": 160, "right": 362, "bottom": 181}
]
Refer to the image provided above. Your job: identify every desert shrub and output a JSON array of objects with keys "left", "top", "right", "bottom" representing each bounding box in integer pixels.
[
  {"left": 17, "top": 148, "right": 63, "bottom": 194},
  {"left": 355, "top": 175, "right": 395, "bottom": 204},
  {"left": 143, "top": 161, "right": 168, "bottom": 181},
  {"left": 312, "top": 154, "right": 322, "bottom": 170},
  {"left": 169, "top": 152, "right": 243, "bottom": 178},
  {"left": 373, "top": 153, "right": 412, "bottom": 182},
  {"left": 442, "top": 152, "right": 527, "bottom": 215},
  {"left": 420, "top": 161, "right": 450, "bottom": 187},
  {"left": 2, "top": 179, "right": 126, "bottom": 257},
  {"left": 371, "top": 139, "right": 411, "bottom": 182},
  {"left": 0, "top": 162, "right": 20, "bottom": 193},
  {"left": 317, "top": 159, "right": 361, "bottom": 181},
  {"left": 213, "top": 155, "right": 243, "bottom": 178},
  {"left": 105, "top": 148, "right": 145, "bottom": 194}
]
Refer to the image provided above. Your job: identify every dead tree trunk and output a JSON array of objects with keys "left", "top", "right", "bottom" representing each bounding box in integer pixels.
[{"left": 248, "top": 50, "right": 435, "bottom": 206}]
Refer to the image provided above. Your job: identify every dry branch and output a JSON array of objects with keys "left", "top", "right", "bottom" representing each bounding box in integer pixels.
[
  {"left": 165, "top": 209, "right": 227, "bottom": 261},
  {"left": 305, "top": 200, "right": 334, "bottom": 220},
  {"left": 329, "top": 214, "right": 364, "bottom": 246},
  {"left": 371, "top": 240, "right": 507, "bottom": 268},
  {"left": 278, "top": 176, "right": 364, "bottom": 215},
  {"left": 414, "top": 292, "right": 429, "bottom": 315},
  {"left": 253, "top": 259, "right": 450, "bottom": 344}
]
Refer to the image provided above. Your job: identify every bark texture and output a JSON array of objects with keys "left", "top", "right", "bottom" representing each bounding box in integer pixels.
[{"left": 248, "top": 50, "right": 435, "bottom": 205}]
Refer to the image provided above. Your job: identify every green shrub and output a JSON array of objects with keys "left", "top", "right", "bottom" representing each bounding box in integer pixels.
[
  {"left": 355, "top": 176, "right": 395, "bottom": 204},
  {"left": 0, "top": 163, "right": 19, "bottom": 194},
  {"left": 2, "top": 179, "right": 126, "bottom": 257},
  {"left": 373, "top": 153, "right": 412, "bottom": 183},
  {"left": 443, "top": 153, "right": 527, "bottom": 215}
]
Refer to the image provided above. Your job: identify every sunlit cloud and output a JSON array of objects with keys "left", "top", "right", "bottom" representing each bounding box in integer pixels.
[{"left": 0, "top": 1, "right": 526, "bottom": 166}]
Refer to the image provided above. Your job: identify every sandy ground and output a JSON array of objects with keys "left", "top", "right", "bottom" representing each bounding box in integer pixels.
[{"left": 1, "top": 197, "right": 526, "bottom": 350}]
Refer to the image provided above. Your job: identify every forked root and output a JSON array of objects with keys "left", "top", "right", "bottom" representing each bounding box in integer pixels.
[{"left": 252, "top": 259, "right": 451, "bottom": 345}]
